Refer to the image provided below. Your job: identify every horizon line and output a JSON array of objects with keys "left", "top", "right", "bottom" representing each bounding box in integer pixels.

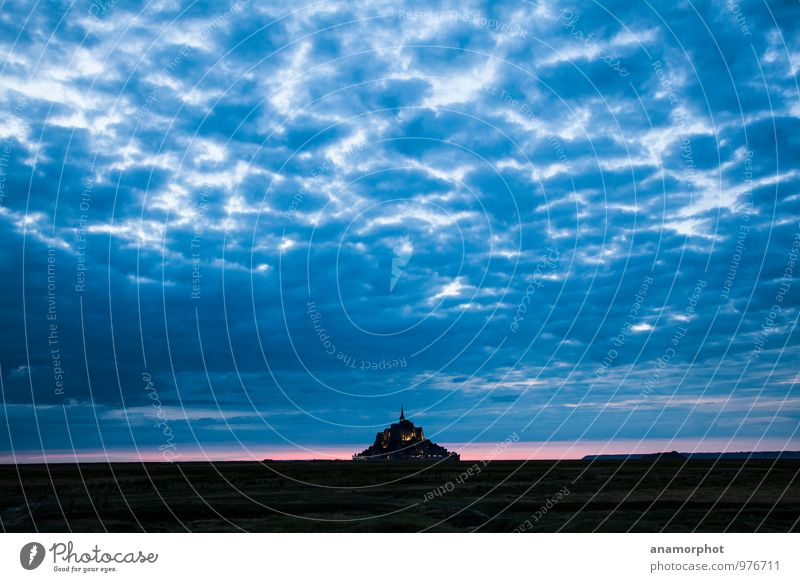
[{"left": 3, "top": 437, "right": 799, "bottom": 464}]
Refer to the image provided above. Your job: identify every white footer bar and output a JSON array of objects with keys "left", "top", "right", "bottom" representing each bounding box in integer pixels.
[{"left": 1, "top": 533, "right": 796, "bottom": 581}]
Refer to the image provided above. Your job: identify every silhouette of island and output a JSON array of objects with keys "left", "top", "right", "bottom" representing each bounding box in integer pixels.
[{"left": 353, "top": 406, "right": 459, "bottom": 461}]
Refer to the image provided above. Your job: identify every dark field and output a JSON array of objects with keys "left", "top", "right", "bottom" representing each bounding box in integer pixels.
[{"left": 1, "top": 460, "right": 798, "bottom": 532}]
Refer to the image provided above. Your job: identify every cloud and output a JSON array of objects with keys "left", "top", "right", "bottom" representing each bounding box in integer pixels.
[{"left": 0, "top": 0, "right": 798, "bottom": 458}]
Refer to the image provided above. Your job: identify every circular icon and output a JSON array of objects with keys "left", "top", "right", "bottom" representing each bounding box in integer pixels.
[{"left": 19, "top": 542, "right": 45, "bottom": 570}]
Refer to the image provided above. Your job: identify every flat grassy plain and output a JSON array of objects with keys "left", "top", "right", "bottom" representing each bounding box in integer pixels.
[{"left": 1, "top": 460, "right": 798, "bottom": 532}]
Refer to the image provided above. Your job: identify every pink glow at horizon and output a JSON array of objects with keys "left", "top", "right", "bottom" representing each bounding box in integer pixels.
[
  {"left": 453, "top": 437, "right": 800, "bottom": 460},
  {"left": 2, "top": 437, "right": 798, "bottom": 463}
]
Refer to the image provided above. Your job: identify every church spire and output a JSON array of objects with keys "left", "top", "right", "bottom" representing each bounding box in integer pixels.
[{"left": 400, "top": 405, "right": 405, "bottom": 421}]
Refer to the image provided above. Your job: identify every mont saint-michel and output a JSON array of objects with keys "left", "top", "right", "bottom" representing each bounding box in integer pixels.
[{"left": 353, "top": 407, "right": 460, "bottom": 462}]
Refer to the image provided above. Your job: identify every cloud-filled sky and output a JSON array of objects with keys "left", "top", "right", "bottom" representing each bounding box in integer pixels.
[{"left": 1, "top": 0, "right": 799, "bottom": 461}]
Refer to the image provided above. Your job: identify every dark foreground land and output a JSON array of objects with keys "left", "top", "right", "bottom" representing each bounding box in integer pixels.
[{"left": 1, "top": 460, "right": 798, "bottom": 532}]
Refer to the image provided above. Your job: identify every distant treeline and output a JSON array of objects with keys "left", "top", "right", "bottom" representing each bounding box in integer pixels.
[{"left": 582, "top": 450, "right": 800, "bottom": 461}]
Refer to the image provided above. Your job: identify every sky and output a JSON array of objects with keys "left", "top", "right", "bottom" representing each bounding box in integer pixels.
[{"left": 0, "top": 0, "right": 799, "bottom": 462}]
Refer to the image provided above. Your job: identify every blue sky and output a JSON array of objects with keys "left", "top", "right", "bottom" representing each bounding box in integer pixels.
[{"left": 0, "top": 0, "right": 799, "bottom": 461}]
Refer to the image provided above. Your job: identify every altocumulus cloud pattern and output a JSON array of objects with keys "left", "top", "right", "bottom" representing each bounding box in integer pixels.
[{"left": 0, "top": 0, "right": 799, "bottom": 463}]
